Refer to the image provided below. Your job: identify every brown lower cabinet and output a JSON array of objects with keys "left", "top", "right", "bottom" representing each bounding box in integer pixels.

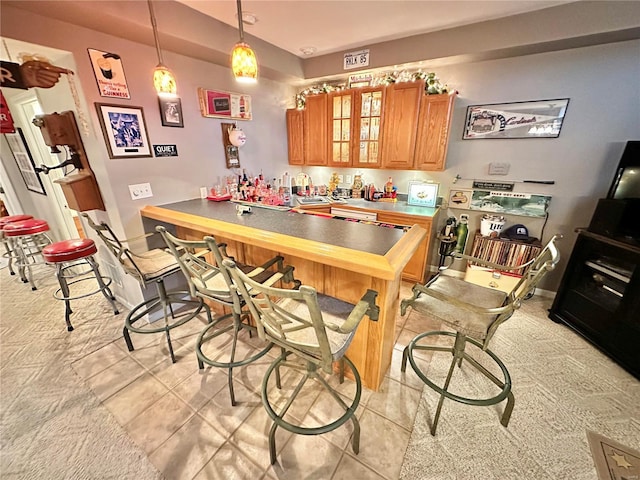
[{"left": 296, "top": 204, "right": 437, "bottom": 283}]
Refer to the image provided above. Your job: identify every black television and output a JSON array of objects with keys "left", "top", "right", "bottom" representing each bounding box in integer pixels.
[{"left": 607, "top": 140, "right": 640, "bottom": 200}]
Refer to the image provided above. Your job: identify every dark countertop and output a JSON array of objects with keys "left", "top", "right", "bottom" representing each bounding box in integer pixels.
[{"left": 152, "top": 198, "right": 407, "bottom": 256}]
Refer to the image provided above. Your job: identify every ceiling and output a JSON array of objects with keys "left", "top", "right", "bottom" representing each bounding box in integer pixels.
[{"left": 177, "top": 0, "right": 576, "bottom": 58}]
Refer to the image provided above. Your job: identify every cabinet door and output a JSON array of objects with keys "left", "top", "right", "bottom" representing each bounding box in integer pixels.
[
  {"left": 286, "top": 109, "right": 304, "bottom": 165},
  {"left": 303, "top": 94, "right": 329, "bottom": 166},
  {"left": 380, "top": 81, "right": 423, "bottom": 170},
  {"left": 415, "top": 93, "right": 456, "bottom": 171},
  {"left": 328, "top": 91, "right": 354, "bottom": 167},
  {"left": 376, "top": 211, "right": 433, "bottom": 283},
  {"left": 353, "top": 87, "right": 385, "bottom": 168}
]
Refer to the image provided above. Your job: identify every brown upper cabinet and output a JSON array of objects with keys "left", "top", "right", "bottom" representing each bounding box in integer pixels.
[
  {"left": 286, "top": 108, "right": 304, "bottom": 166},
  {"left": 286, "top": 83, "right": 456, "bottom": 171},
  {"left": 303, "top": 93, "right": 329, "bottom": 166}
]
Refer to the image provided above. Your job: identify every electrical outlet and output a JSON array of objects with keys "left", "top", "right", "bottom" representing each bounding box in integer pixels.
[
  {"left": 128, "top": 183, "right": 153, "bottom": 200},
  {"left": 345, "top": 174, "right": 352, "bottom": 184},
  {"left": 338, "top": 175, "right": 344, "bottom": 183}
]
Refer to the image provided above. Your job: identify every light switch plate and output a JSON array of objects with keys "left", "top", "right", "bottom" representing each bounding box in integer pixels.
[
  {"left": 338, "top": 175, "right": 344, "bottom": 183},
  {"left": 345, "top": 174, "right": 353, "bottom": 184},
  {"left": 488, "top": 162, "right": 510, "bottom": 175},
  {"left": 129, "top": 183, "right": 153, "bottom": 200}
]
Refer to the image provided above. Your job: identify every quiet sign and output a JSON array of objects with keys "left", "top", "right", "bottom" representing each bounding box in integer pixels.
[{"left": 153, "top": 144, "right": 178, "bottom": 157}]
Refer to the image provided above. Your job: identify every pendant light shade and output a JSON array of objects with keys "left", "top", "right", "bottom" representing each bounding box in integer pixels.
[
  {"left": 148, "top": 0, "right": 177, "bottom": 96},
  {"left": 153, "top": 65, "right": 177, "bottom": 96},
  {"left": 232, "top": 0, "right": 258, "bottom": 83}
]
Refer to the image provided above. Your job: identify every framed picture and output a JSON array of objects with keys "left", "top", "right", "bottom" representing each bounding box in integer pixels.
[
  {"left": 95, "top": 103, "right": 151, "bottom": 158},
  {"left": 87, "top": 48, "right": 130, "bottom": 99},
  {"left": 407, "top": 181, "right": 438, "bottom": 207},
  {"left": 158, "top": 96, "right": 183, "bottom": 127},
  {"left": 3, "top": 128, "right": 46, "bottom": 195},
  {"left": 198, "top": 88, "right": 252, "bottom": 120},
  {"left": 463, "top": 98, "right": 569, "bottom": 139}
]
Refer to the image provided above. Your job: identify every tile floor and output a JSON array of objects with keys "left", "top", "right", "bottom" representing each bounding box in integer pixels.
[{"left": 70, "top": 283, "right": 441, "bottom": 480}]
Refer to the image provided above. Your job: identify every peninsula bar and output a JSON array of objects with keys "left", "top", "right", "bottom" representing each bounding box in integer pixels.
[{"left": 141, "top": 199, "right": 427, "bottom": 391}]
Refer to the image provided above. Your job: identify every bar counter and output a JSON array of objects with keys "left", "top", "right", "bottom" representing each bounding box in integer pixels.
[{"left": 141, "top": 199, "right": 427, "bottom": 390}]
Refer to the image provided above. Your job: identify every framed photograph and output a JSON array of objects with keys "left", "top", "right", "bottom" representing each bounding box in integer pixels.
[
  {"left": 95, "top": 103, "right": 151, "bottom": 158},
  {"left": 87, "top": 48, "right": 130, "bottom": 99},
  {"left": 158, "top": 96, "right": 183, "bottom": 127},
  {"left": 4, "top": 128, "right": 46, "bottom": 195},
  {"left": 198, "top": 88, "right": 252, "bottom": 120},
  {"left": 407, "top": 181, "right": 438, "bottom": 207},
  {"left": 469, "top": 190, "right": 551, "bottom": 217},
  {"left": 463, "top": 98, "right": 569, "bottom": 139}
]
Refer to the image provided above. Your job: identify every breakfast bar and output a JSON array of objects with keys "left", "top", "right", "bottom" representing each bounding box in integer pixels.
[{"left": 141, "top": 199, "right": 427, "bottom": 391}]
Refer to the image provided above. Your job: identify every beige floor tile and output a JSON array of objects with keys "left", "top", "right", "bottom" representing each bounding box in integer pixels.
[
  {"left": 266, "top": 433, "right": 342, "bottom": 479},
  {"left": 172, "top": 367, "right": 229, "bottom": 410},
  {"left": 70, "top": 341, "right": 127, "bottom": 380},
  {"left": 350, "top": 409, "right": 410, "bottom": 480},
  {"left": 366, "top": 377, "right": 422, "bottom": 430},
  {"left": 386, "top": 347, "right": 431, "bottom": 391},
  {"left": 85, "top": 356, "right": 146, "bottom": 401},
  {"left": 193, "top": 442, "right": 265, "bottom": 480},
  {"left": 124, "top": 335, "right": 183, "bottom": 370},
  {"left": 394, "top": 329, "right": 435, "bottom": 361},
  {"left": 125, "top": 391, "right": 195, "bottom": 454},
  {"left": 197, "top": 381, "right": 260, "bottom": 438},
  {"left": 229, "top": 406, "right": 293, "bottom": 471},
  {"left": 299, "top": 389, "right": 365, "bottom": 450},
  {"left": 103, "top": 373, "right": 170, "bottom": 425},
  {"left": 264, "top": 367, "right": 322, "bottom": 424},
  {"left": 332, "top": 453, "right": 387, "bottom": 480},
  {"left": 326, "top": 370, "right": 373, "bottom": 407},
  {"left": 149, "top": 350, "right": 201, "bottom": 390},
  {"left": 148, "top": 414, "right": 226, "bottom": 480},
  {"left": 233, "top": 354, "right": 279, "bottom": 396}
]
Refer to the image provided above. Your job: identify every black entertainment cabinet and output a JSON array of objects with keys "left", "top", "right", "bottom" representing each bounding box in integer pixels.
[
  {"left": 549, "top": 140, "right": 640, "bottom": 379},
  {"left": 549, "top": 231, "right": 640, "bottom": 378}
]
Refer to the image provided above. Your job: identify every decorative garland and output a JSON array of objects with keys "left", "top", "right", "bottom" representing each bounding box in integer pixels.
[{"left": 296, "top": 70, "right": 452, "bottom": 108}]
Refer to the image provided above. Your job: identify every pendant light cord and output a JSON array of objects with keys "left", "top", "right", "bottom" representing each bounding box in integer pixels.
[
  {"left": 236, "top": 0, "right": 245, "bottom": 42},
  {"left": 148, "top": 0, "right": 164, "bottom": 65}
]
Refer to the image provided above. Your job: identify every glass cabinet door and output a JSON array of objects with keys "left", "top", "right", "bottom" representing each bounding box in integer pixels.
[
  {"left": 358, "top": 89, "right": 383, "bottom": 165},
  {"left": 330, "top": 93, "right": 352, "bottom": 166}
]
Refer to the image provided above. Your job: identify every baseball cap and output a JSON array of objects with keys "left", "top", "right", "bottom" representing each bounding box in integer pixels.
[{"left": 500, "top": 224, "right": 531, "bottom": 241}]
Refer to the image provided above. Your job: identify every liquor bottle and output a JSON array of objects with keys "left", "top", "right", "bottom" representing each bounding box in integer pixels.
[{"left": 453, "top": 214, "right": 469, "bottom": 254}]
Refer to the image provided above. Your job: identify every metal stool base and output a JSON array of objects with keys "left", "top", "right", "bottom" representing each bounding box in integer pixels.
[
  {"left": 196, "top": 311, "right": 273, "bottom": 406},
  {"left": 262, "top": 353, "right": 361, "bottom": 465},
  {"left": 401, "top": 330, "right": 514, "bottom": 435}
]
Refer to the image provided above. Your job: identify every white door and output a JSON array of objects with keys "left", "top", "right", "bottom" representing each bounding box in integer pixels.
[{"left": 10, "top": 92, "right": 78, "bottom": 239}]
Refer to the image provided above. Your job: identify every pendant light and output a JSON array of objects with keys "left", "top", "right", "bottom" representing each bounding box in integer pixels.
[
  {"left": 148, "top": 0, "right": 177, "bottom": 96},
  {"left": 231, "top": 0, "right": 258, "bottom": 83}
]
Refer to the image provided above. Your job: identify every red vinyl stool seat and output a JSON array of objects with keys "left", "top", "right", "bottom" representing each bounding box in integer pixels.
[
  {"left": 42, "top": 238, "right": 119, "bottom": 331},
  {"left": 0, "top": 215, "right": 34, "bottom": 276},
  {"left": 2, "top": 218, "right": 52, "bottom": 290},
  {"left": 0, "top": 214, "right": 33, "bottom": 228}
]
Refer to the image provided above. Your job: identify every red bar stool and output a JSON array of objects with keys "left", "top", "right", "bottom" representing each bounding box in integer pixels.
[
  {"left": 42, "top": 238, "right": 119, "bottom": 331},
  {"left": 3, "top": 218, "right": 52, "bottom": 290},
  {"left": 0, "top": 214, "right": 33, "bottom": 276}
]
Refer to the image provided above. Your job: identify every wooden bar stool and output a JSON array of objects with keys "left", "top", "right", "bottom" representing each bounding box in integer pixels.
[
  {"left": 42, "top": 238, "right": 119, "bottom": 331},
  {"left": 0, "top": 214, "right": 33, "bottom": 276},
  {"left": 3, "top": 218, "right": 52, "bottom": 290}
]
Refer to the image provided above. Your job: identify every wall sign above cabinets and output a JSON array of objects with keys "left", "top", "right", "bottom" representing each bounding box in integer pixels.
[{"left": 343, "top": 49, "right": 370, "bottom": 70}]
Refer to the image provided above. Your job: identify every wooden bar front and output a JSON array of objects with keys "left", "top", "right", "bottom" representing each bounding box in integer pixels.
[{"left": 141, "top": 202, "right": 425, "bottom": 391}]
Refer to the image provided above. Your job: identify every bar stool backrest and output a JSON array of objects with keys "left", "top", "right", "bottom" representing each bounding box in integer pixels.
[
  {"left": 223, "top": 258, "right": 340, "bottom": 374},
  {"left": 81, "top": 213, "right": 148, "bottom": 284},
  {"left": 156, "top": 226, "right": 235, "bottom": 306}
]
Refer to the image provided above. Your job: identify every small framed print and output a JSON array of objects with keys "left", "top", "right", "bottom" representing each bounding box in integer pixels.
[
  {"left": 448, "top": 189, "right": 472, "bottom": 209},
  {"left": 407, "top": 181, "right": 438, "bottom": 207},
  {"left": 158, "top": 96, "right": 184, "bottom": 127},
  {"left": 4, "top": 128, "right": 46, "bottom": 195},
  {"left": 95, "top": 103, "right": 151, "bottom": 158}
]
